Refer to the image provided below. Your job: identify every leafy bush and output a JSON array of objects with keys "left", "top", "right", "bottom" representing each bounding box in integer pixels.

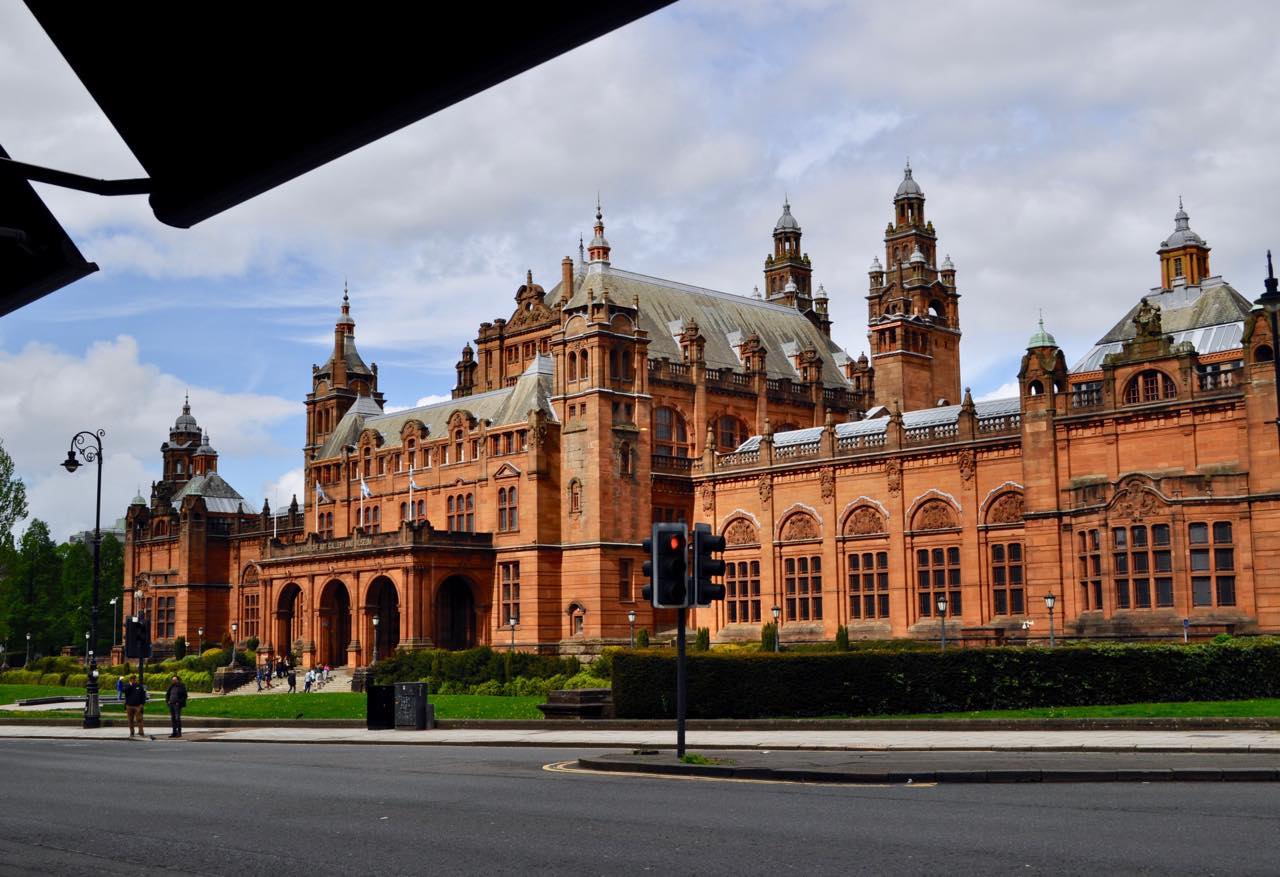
[
  {"left": 173, "top": 637, "right": 187, "bottom": 660},
  {"left": 635, "top": 629, "right": 650, "bottom": 648},
  {"left": 372, "top": 646, "right": 578, "bottom": 688},
  {"left": 39, "top": 672, "right": 67, "bottom": 686},
  {"left": 588, "top": 647, "right": 622, "bottom": 679},
  {"left": 245, "top": 637, "right": 260, "bottom": 653},
  {"left": 761, "top": 623, "right": 777, "bottom": 652},
  {"left": 835, "top": 625, "right": 849, "bottom": 652},
  {"left": 694, "top": 628, "right": 710, "bottom": 652},
  {"left": 562, "top": 669, "right": 609, "bottom": 690},
  {"left": 612, "top": 638, "right": 1280, "bottom": 719}
]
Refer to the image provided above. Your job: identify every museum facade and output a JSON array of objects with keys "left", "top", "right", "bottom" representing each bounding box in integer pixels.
[{"left": 123, "top": 169, "right": 1280, "bottom": 664}]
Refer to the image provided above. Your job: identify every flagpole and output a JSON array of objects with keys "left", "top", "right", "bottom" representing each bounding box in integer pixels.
[{"left": 409, "top": 464, "right": 414, "bottom": 523}]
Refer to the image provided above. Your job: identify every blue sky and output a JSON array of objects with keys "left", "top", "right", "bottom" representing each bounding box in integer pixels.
[{"left": 3, "top": 0, "right": 1280, "bottom": 541}]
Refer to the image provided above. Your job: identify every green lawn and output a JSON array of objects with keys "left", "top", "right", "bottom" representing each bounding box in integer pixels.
[
  {"left": 0, "top": 684, "right": 87, "bottom": 704},
  {"left": 95, "top": 692, "right": 544, "bottom": 721},
  {"left": 883, "top": 699, "right": 1280, "bottom": 720}
]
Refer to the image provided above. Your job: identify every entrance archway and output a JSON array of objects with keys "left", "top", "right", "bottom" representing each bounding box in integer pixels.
[
  {"left": 435, "top": 576, "right": 476, "bottom": 650},
  {"left": 276, "top": 583, "right": 303, "bottom": 661},
  {"left": 367, "top": 576, "right": 400, "bottom": 660},
  {"left": 318, "top": 579, "right": 352, "bottom": 666}
]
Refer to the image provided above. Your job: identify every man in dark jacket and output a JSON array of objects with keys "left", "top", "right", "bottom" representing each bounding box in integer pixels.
[
  {"left": 165, "top": 675, "right": 189, "bottom": 738},
  {"left": 123, "top": 675, "right": 147, "bottom": 737}
]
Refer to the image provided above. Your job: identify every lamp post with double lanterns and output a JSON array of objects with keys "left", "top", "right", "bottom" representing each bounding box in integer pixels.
[
  {"left": 627, "top": 609, "right": 637, "bottom": 648},
  {"left": 1044, "top": 592, "right": 1057, "bottom": 649},
  {"left": 61, "top": 428, "right": 106, "bottom": 729},
  {"left": 771, "top": 605, "right": 781, "bottom": 653},
  {"left": 936, "top": 593, "right": 948, "bottom": 651}
]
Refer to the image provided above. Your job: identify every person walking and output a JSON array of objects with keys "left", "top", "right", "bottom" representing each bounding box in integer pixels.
[
  {"left": 303, "top": 668, "right": 313, "bottom": 693},
  {"left": 165, "top": 675, "right": 188, "bottom": 738},
  {"left": 255, "top": 666, "right": 263, "bottom": 691},
  {"left": 264, "top": 658, "right": 274, "bottom": 689},
  {"left": 287, "top": 666, "right": 297, "bottom": 693},
  {"left": 123, "top": 674, "right": 147, "bottom": 738},
  {"left": 115, "top": 676, "right": 124, "bottom": 702}
]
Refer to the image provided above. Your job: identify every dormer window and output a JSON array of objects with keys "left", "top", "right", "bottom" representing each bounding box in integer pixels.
[
  {"left": 1174, "top": 257, "right": 1184, "bottom": 278},
  {"left": 1123, "top": 370, "right": 1178, "bottom": 405}
]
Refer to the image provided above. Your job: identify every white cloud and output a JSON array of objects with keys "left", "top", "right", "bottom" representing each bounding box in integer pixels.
[
  {"left": 260, "top": 468, "right": 305, "bottom": 514},
  {"left": 0, "top": 337, "right": 296, "bottom": 542},
  {"left": 977, "top": 381, "right": 1021, "bottom": 403},
  {"left": 383, "top": 393, "right": 453, "bottom": 415}
]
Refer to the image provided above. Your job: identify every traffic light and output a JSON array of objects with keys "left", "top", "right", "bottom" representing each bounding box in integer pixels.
[
  {"left": 692, "top": 523, "right": 726, "bottom": 605},
  {"left": 642, "top": 522, "right": 690, "bottom": 608},
  {"left": 124, "top": 617, "right": 152, "bottom": 660}
]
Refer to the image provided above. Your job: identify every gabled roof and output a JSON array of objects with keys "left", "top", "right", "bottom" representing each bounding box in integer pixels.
[
  {"left": 171, "top": 472, "right": 252, "bottom": 514},
  {"left": 1072, "top": 278, "right": 1252, "bottom": 372},
  {"left": 317, "top": 356, "right": 556, "bottom": 458},
  {"left": 556, "top": 266, "right": 853, "bottom": 385}
]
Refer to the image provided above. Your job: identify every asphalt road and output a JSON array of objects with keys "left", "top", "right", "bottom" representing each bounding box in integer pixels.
[{"left": 0, "top": 740, "right": 1276, "bottom": 876}]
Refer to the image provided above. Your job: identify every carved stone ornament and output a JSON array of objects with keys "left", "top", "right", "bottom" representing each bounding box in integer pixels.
[
  {"left": 886, "top": 460, "right": 902, "bottom": 496},
  {"left": 701, "top": 484, "right": 715, "bottom": 513},
  {"left": 820, "top": 468, "right": 836, "bottom": 502},
  {"left": 1133, "top": 299, "right": 1163, "bottom": 339},
  {"left": 1111, "top": 485, "right": 1162, "bottom": 522},
  {"left": 843, "top": 506, "right": 886, "bottom": 537},
  {"left": 531, "top": 422, "right": 548, "bottom": 448},
  {"left": 781, "top": 513, "right": 820, "bottom": 541},
  {"left": 958, "top": 449, "right": 976, "bottom": 483},
  {"left": 724, "top": 518, "right": 758, "bottom": 546},
  {"left": 913, "top": 499, "right": 957, "bottom": 531},
  {"left": 758, "top": 476, "right": 772, "bottom": 506},
  {"left": 986, "top": 492, "right": 1024, "bottom": 525}
]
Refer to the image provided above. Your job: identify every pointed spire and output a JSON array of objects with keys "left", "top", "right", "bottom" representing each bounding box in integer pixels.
[
  {"left": 961, "top": 386, "right": 975, "bottom": 412},
  {"left": 1263, "top": 249, "right": 1280, "bottom": 301},
  {"left": 587, "top": 198, "right": 611, "bottom": 265}
]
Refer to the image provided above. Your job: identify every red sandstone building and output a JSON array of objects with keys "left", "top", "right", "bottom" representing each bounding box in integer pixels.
[{"left": 123, "top": 169, "right": 1280, "bottom": 664}]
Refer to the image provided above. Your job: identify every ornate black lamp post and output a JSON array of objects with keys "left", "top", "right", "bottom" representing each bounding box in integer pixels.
[
  {"left": 109, "top": 597, "right": 119, "bottom": 649},
  {"left": 197, "top": 626, "right": 204, "bottom": 655},
  {"left": 1044, "top": 592, "right": 1057, "bottom": 649},
  {"left": 1257, "top": 251, "right": 1280, "bottom": 445},
  {"left": 230, "top": 622, "right": 238, "bottom": 668},
  {"left": 627, "top": 609, "right": 637, "bottom": 648},
  {"left": 507, "top": 616, "right": 517, "bottom": 654},
  {"left": 771, "top": 604, "right": 781, "bottom": 653},
  {"left": 936, "top": 593, "right": 948, "bottom": 651},
  {"left": 372, "top": 614, "right": 381, "bottom": 665},
  {"left": 25, "top": 632, "right": 31, "bottom": 666},
  {"left": 61, "top": 428, "right": 105, "bottom": 729}
]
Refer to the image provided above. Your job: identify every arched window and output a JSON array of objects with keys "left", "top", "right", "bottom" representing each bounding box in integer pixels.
[
  {"left": 653, "top": 407, "right": 689, "bottom": 457},
  {"left": 416, "top": 499, "right": 425, "bottom": 520},
  {"left": 1255, "top": 344, "right": 1274, "bottom": 363},
  {"left": 498, "top": 486, "right": 518, "bottom": 532},
  {"left": 1123, "top": 370, "right": 1178, "bottom": 405},
  {"left": 406, "top": 439, "right": 416, "bottom": 468},
  {"left": 568, "top": 352, "right": 577, "bottom": 382},
  {"left": 718, "top": 415, "right": 750, "bottom": 452},
  {"left": 362, "top": 447, "right": 372, "bottom": 477},
  {"left": 465, "top": 493, "right": 475, "bottom": 532},
  {"left": 580, "top": 350, "right": 589, "bottom": 383},
  {"left": 400, "top": 502, "right": 407, "bottom": 522},
  {"left": 1028, "top": 379, "right": 1044, "bottom": 396},
  {"left": 609, "top": 348, "right": 620, "bottom": 379},
  {"left": 619, "top": 442, "right": 632, "bottom": 476},
  {"left": 447, "top": 495, "right": 456, "bottom": 531},
  {"left": 454, "top": 429, "right": 464, "bottom": 463},
  {"left": 371, "top": 506, "right": 380, "bottom": 533},
  {"left": 569, "top": 480, "right": 583, "bottom": 514}
]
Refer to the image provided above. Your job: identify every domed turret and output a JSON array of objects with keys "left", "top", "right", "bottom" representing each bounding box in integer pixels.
[
  {"left": 774, "top": 199, "right": 801, "bottom": 233},
  {"left": 1161, "top": 199, "right": 1206, "bottom": 249},
  {"left": 173, "top": 394, "right": 199, "bottom": 435},
  {"left": 895, "top": 161, "right": 923, "bottom": 198},
  {"left": 1027, "top": 316, "right": 1057, "bottom": 349}
]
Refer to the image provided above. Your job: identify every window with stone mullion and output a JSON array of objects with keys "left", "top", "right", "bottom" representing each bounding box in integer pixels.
[{"left": 848, "top": 550, "right": 889, "bottom": 620}]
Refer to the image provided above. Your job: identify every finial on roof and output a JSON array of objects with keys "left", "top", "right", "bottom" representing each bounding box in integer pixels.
[
  {"left": 1265, "top": 249, "right": 1279, "bottom": 298},
  {"left": 1179, "top": 194, "right": 1184, "bottom": 211},
  {"left": 526, "top": 268, "right": 533, "bottom": 286},
  {"left": 579, "top": 235, "right": 585, "bottom": 263},
  {"left": 595, "top": 193, "right": 602, "bottom": 223}
]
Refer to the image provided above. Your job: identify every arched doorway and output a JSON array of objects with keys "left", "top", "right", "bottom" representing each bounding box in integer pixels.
[
  {"left": 435, "top": 576, "right": 476, "bottom": 650},
  {"left": 276, "top": 583, "right": 302, "bottom": 662},
  {"left": 318, "top": 579, "right": 352, "bottom": 666},
  {"left": 367, "top": 576, "right": 400, "bottom": 660}
]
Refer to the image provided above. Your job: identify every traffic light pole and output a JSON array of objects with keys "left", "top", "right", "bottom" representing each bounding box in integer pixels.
[{"left": 676, "top": 607, "right": 687, "bottom": 759}]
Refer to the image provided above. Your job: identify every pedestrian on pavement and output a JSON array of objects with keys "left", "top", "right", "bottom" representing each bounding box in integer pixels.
[
  {"left": 264, "top": 658, "right": 274, "bottom": 689},
  {"left": 123, "top": 674, "right": 147, "bottom": 738},
  {"left": 115, "top": 676, "right": 124, "bottom": 701},
  {"left": 255, "top": 666, "right": 263, "bottom": 691},
  {"left": 165, "top": 674, "right": 188, "bottom": 738},
  {"left": 304, "top": 669, "right": 313, "bottom": 693},
  {"left": 287, "top": 667, "right": 297, "bottom": 693}
]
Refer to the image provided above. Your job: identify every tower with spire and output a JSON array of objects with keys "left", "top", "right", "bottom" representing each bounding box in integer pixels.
[
  {"left": 1158, "top": 198, "right": 1211, "bottom": 288},
  {"left": 160, "top": 394, "right": 204, "bottom": 490},
  {"left": 586, "top": 198, "right": 611, "bottom": 270},
  {"left": 306, "top": 283, "right": 384, "bottom": 452},
  {"left": 763, "top": 198, "right": 813, "bottom": 308},
  {"left": 866, "top": 163, "right": 962, "bottom": 411}
]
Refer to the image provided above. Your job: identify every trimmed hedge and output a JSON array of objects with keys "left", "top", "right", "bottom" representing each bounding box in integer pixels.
[
  {"left": 372, "top": 646, "right": 579, "bottom": 688},
  {"left": 612, "top": 639, "right": 1280, "bottom": 719}
]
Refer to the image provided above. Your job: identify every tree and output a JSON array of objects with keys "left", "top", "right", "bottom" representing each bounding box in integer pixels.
[
  {"left": 2, "top": 520, "right": 62, "bottom": 656},
  {"left": 0, "top": 438, "right": 28, "bottom": 578},
  {"left": 99, "top": 534, "right": 124, "bottom": 652}
]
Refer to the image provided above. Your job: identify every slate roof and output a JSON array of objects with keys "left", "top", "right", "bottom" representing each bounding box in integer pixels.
[
  {"left": 171, "top": 472, "right": 253, "bottom": 514},
  {"left": 553, "top": 266, "right": 854, "bottom": 386},
  {"left": 317, "top": 356, "right": 556, "bottom": 458},
  {"left": 735, "top": 396, "right": 1021, "bottom": 451},
  {"left": 1071, "top": 278, "right": 1252, "bottom": 372}
]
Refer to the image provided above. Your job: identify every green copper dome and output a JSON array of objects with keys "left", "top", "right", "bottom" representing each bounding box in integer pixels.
[{"left": 1027, "top": 317, "right": 1057, "bottom": 348}]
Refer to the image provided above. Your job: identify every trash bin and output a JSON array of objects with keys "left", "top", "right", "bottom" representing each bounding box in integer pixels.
[
  {"left": 394, "top": 681, "right": 434, "bottom": 730},
  {"left": 366, "top": 684, "right": 395, "bottom": 730}
]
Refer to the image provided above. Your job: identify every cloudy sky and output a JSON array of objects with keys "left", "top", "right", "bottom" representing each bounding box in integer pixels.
[{"left": 3, "top": 1, "right": 1279, "bottom": 541}]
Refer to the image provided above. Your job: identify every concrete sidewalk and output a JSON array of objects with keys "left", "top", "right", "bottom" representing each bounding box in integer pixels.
[{"left": 2, "top": 723, "right": 1280, "bottom": 753}]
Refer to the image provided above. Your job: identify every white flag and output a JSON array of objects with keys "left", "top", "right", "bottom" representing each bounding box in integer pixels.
[
  {"left": 408, "top": 465, "right": 420, "bottom": 491},
  {"left": 360, "top": 476, "right": 372, "bottom": 499},
  {"left": 315, "top": 480, "right": 329, "bottom": 503}
]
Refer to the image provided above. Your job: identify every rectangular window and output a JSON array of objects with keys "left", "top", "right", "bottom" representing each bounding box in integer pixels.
[
  {"left": 848, "top": 550, "right": 890, "bottom": 620},
  {"left": 1189, "top": 521, "right": 1236, "bottom": 607},
  {"left": 619, "top": 558, "right": 633, "bottom": 602},
  {"left": 990, "top": 542, "right": 1025, "bottom": 616},
  {"left": 1114, "top": 524, "right": 1173, "bottom": 610},
  {"left": 500, "top": 562, "right": 520, "bottom": 625},
  {"left": 726, "top": 559, "right": 761, "bottom": 624},
  {"left": 916, "top": 545, "right": 961, "bottom": 618},
  {"left": 784, "top": 555, "right": 822, "bottom": 622}
]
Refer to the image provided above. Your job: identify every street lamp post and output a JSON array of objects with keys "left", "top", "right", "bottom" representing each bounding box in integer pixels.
[
  {"left": 627, "top": 610, "right": 637, "bottom": 648},
  {"left": 771, "top": 605, "right": 781, "bottom": 653},
  {"left": 1257, "top": 251, "right": 1280, "bottom": 447},
  {"left": 26, "top": 632, "right": 31, "bottom": 666},
  {"left": 61, "top": 428, "right": 105, "bottom": 729},
  {"left": 84, "top": 631, "right": 89, "bottom": 661},
  {"left": 109, "top": 597, "right": 119, "bottom": 650},
  {"left": 372, "top": 615, "right": 381, "bottom": 665},
  {"left": 197, "top": 627, "right": 204, "bottom": 655},
  {"left": 1044, "top": 592, "right": 1056, "bottom": 648},
  {"left": 936, "top": 593, "right": 948, "bottom": 651},
  {"left": 507, "top": 616, "right": 517, "bottom": 654},
  {"left": 230, "top": 622, "right": 238, "bottom": 668}
]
